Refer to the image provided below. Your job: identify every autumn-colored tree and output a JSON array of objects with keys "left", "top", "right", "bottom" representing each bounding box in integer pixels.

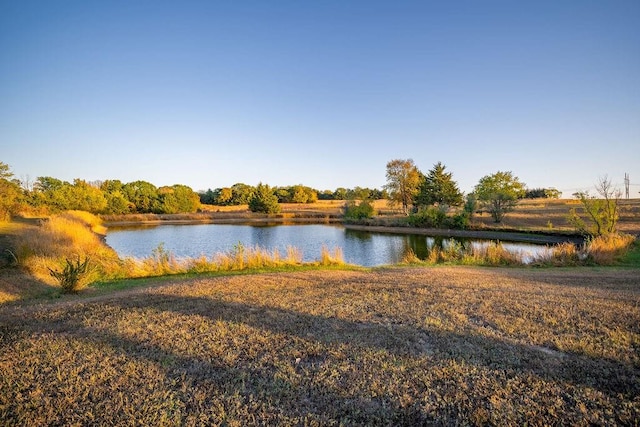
[{"left": 384, "top": 159, "right": 422, "bottom": 214}]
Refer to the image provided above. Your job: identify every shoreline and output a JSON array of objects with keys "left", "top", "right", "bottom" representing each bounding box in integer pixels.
[
  {"left": 104, "top": 217, "right": 342, "bottom": 227},
  {"left": 344, "top": 224, "right": 586, "bottom": 245}
]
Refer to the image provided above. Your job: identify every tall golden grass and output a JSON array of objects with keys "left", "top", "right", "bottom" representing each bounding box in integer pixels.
[
  {"left": 586, "top": 233, "right": 636, "bottom": 265},
  {"left": 402, "top": 241, "right": 528, "bottom": 266},
  {"left": 121, "top": 242, "right": 343, "bottom": 278},
  {"left": 14, "top": 211, "right": 122, "bottom": 287}
]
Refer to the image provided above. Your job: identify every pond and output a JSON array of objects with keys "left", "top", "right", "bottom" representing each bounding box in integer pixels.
[{"left": 105, "top": 223, "right": 553, "bottom": 267}]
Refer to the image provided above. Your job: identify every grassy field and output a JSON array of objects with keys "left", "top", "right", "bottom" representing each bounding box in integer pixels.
[
  {"left": 472, "top": 198, "right": 640, "bottom": 234},
  {"left": 1, "top": 267, "right": 638, "bottom": 425}
]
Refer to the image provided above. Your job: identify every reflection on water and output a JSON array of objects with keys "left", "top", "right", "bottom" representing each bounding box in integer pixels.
[{"left": 106, "top": 223, "right": 552, "bottom": 267}]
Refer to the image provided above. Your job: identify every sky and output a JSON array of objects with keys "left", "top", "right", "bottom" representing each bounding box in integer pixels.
[{"left": 1, "top": 0, "right": 639, "bottom": 196}]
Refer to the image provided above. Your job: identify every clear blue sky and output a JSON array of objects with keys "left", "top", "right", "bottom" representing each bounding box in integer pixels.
[{"left": 2, "top": 0, "right": 639, "bottom": 196}]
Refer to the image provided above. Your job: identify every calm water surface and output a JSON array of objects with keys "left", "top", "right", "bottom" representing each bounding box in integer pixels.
[{"left": 105, "top": 223, "right": 551, "bottom": 267}]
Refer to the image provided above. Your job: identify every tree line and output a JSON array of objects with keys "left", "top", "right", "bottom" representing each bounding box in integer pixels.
[
  {"left": 199, "top": 184, "right": 386, "bottom": 206},
  {"left": 0, "top": 161, "right": 387, "bottom": 219},
  {"left": 7, "top": 175, "right": 201, "bottom": 216}
]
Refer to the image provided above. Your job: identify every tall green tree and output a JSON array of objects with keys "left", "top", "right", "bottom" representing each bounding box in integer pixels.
[
  {"left": 0, "top": 162, "right": 22, "bottom": 220},
  {"left": 170, "top": 184, "right": 201, "bottom": 213},
  {"left": 157, "top": 186, "right": 179, "bottom": 214},
  {"left": 199, "top": 189, "right": 215, "bottom": 205},
  {"left": 291, "top": 185, "right": 317, "bottom": 203},
  {"left": 67, "top": 179, "right": 107, "bottom": 213},
  {"left": 230, "top": 183, "right": 255, "bottom": 205},
  {"left": 213, "top": 187, "right": 233, "bottom": 205},
  {"left": 248, "top": 183, "right": 280, "bottom": 214},
  {"left": 474, "top": 171, "right": 526, "bottom": 223},
  {"left": 333, "top": 188, "right": 348, "bottom": 200},
  {"left": 100, "top": 180, "right": 125, "bottom": 194},
  {"left": 122, "top": 181, "right": 159, "bottom": 213},
  {"left": 104, "top": 191, "right": 132, "bottom": 214},
  {"left": 415, "top": 162, "right": 464, "bottom": 207},
  {"left": 32, "top": 177, "right": 71, "bottom": 211},
  {"left": 384, "top": 159, "right": 422, "bottom": 214}
]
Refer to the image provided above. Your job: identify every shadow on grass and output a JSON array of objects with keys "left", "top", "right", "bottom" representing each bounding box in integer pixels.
[
  {"left": 0, "top": 268, "right": 59, "bottom": 303},
  {"left": 4, "top": 288, "right": 637, "bottom": 424},
  {"left": 115, "top": 293, "right": 639, "bottom": 396}
]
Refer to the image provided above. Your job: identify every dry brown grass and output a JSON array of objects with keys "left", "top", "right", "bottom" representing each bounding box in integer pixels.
[
  {"left": 473, "top": 198, "right": 640, "bottom": 234},
  {"left": 0, "top": 267, "right": 638, "bottom": 425}
]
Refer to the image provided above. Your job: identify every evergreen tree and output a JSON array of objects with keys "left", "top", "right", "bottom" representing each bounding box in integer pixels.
[
  {"left": 415, "top": 162, "right": 463, "bottom": 207},
  {"left": 248, "top": 183, "right": 280, "bottom": 214}
]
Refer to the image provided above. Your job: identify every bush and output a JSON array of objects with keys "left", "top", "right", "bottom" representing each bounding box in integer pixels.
[
  {"left": 48, "top": 256, "right": 91, "bottom": 293},
  {"left": 408, "top": 206, "right": 447, "bottom": 228},
  {"left": 443, "top": 212, "right": 470, "bottom": 229},
  {"left": 463, "top": 194, "right": 477, "bottom": 217},
  {"left": 408, "top": 206, "right": 468, "bottom": 229},
  {"left": 343, "top": 200, "right": 375, "bottom": 220}
]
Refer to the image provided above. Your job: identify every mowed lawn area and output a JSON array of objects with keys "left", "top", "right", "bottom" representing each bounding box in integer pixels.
[{"left": 1, "top": 266, "right": 638, "bottom": 425}]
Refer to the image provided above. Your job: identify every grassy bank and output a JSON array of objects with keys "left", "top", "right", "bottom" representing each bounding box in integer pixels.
[
  {"left": 2, "top": 208, "right": 637, "bottom": 301},
  {"left": 1, "top": 267, "right": 638, "bottom": 425}
]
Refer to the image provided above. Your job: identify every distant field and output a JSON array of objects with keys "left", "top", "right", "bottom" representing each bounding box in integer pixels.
[
  {"left": 1, "top": 267, "right": 638, "bottom": 425},
  {"left": 200, "top": 198, "right": 640, "bottom": 235},
  {"left": 472, "top": 198, "right": 640, "bottom": 234}
]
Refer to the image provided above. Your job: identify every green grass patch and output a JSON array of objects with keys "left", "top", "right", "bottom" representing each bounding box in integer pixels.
[
  {"left": 90, "top": 263, "right": 365, "bottom": 295},
  {"left": 618, "top": 238, "right": 640, "bottom": 268}
]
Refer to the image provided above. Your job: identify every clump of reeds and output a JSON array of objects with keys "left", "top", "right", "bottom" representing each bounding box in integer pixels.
[
  {"left": 401, "top": 248, "right": 421, "bottom": 264},
  {"left": 403, "top": 241, "right": 528, "bottom": 266},
  {"left": 138, "top": 243, "right": 186, "bottom": 276},
  {"left": 458, "top": 242, "right": 524, "bottom": 266},
  {"left": 209, "top": 243, "right": 300, "bottom": 271},
  {"left": 531, "top": 242, "right": 581, "bottom": 266},
  {"left": 125, "top": 243, "right": 311, "bottom": 277},
  {"left": 319, "top": 245, "right": 344, "bottom": 266}
]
